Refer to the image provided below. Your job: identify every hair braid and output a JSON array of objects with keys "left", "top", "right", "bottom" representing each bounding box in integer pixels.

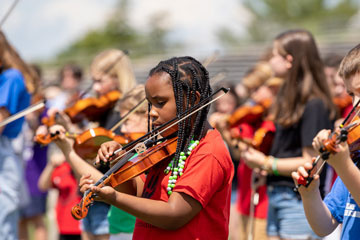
[{"left": 148, "top": 56, "right": 212, "bottom": 173}]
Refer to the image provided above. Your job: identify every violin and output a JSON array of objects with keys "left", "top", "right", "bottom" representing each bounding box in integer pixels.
[
  {"left": 333, "top": 95, "right": 353, "bottom": 119},
  {"left": 295, "top": 101, "right": 360, "bottom": 190},
  {"left": 65, "top": 90, "right": 121, "bottom": 123},
  {"left": 228, "top": 99, "right": 272, "bottom": 128},
  {"left": 74, "top": 128, "right": 144, "bottom": 159},
  {"left": 234, "top": 120, "right": 275, "bottom": 155},
  {"left": 71, "top": 137, "right": 177, "bottom": 220},
  {"left": 333, "top": 95, "right": 352, "bottom": 113},
  {"left": 41, "top": 90, "right": 122, "bottom": 125},
  {"left": 35, "top": 127, "right": 145, "bottom": 159}
]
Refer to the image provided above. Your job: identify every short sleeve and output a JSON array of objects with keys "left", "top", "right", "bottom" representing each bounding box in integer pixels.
[
  {"left": 0, "top": 69, "right": 30, "bottom": 138},
  {"left": 0, "top": 69, "right": 27, "bottom": 113},
  {"left": 173, "top": 153, "right": 226, "bottom": 207},
  {"left": 324, "top": 177, "right": 348, "bottom": 223},
  {"left": 301, "top": 99, "right": 332, "bottom": 148}
]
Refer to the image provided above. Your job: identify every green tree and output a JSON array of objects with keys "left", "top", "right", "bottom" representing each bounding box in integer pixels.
[{"left": 218, "top": 0, "right": 359, "bottom": 46}]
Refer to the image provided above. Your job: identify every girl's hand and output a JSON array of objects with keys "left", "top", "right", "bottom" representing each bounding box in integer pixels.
[
  {"left": 209, "top": 112, "right": 228, "bottom": 129},
  {"left": 95, "top": 141, "right": 123, "bottom": 165},
  {"left": 291, "top": 161, "right": 320, "bottom": 197},
  {"left": 79, "top": 174, "right": 117, "bottom": 204},
  {"left": 35, "top": 125, "right": 48, "bottom": 136},
  {"left": 49, "top": 124, "right": 74, "bottom": 154},
  {"left": 240, "top": 147, "right": 266, "bottom": 169},
  {"left": 312, "top": 129, "right": 351, "bottom": 168}
]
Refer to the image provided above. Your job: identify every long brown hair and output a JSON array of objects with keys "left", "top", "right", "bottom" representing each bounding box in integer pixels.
[
  {"left": 271, "top": 29, "right": 336, "bottom": 127},
  {"left": 0, "top": 31, "right": 40, "bottom": 94}
]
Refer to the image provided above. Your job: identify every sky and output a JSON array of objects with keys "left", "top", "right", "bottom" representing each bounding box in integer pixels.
[{"left": 1, "top": 0, "right": 250, "bottom": 61}]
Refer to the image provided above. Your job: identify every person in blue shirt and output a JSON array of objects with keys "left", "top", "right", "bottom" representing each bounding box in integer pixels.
[
  {"left": 0, "top": 65, "right": 31, "bottom": 239},
  {"left": 292, "top": 43, "right": 360, "bottom": 240}
]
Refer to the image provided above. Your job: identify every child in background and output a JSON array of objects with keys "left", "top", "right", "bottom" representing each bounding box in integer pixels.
[
  {"left": 38, "top": 147, "right": 82, "bottom": 240},
  {"left": 240, "top": 29, "right": 337, "bottom": 239},
  {"left": 48, "top": 85, "right": 147, "bottom": 240}
]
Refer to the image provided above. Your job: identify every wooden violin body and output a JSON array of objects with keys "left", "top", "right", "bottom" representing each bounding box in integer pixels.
[
  {"left": 40, "top": 90, "right": 122, "bottom": 126},
  {"left": 74, "top": 128, "right": 144, "bottom": 159},
  {"left": 35, "top": 127, "right": 144, "bottom": 160},
  {"left": 65, "top": 90, "right": 121, "bottom": 123},
  {"left": 333, "top": 95, "right": 352, "bottom": 113},
  {"left": 228, "top": 99, "right": 272, "bottom": 128},
  {"left": 345, "top": 115, "right": 360, "bottom": 155},
  {"left": 71, "top": 137, "right": 178, "bottom": 220}
]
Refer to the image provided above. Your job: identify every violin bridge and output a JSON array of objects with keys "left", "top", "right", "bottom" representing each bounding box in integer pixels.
[{"left": 134, "top": 142, "right": 147, "bottom": 154}]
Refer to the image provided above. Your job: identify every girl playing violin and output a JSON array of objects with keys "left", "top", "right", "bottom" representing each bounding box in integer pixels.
[
  {"left": 291, "top": 43, "right": 360, "bottom": 239},
  {"left": 80, "top": 56, "right": 234, "bottom": 239},
  {"left": 240, "top": 29, "right": 337, "bottom": 240}
]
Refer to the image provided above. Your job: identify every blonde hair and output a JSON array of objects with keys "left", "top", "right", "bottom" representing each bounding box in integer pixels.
[
  {"left": 116, "top": 84, "right": 147, "bottom": 114},
  {"left": 91, "top": 49, "right": 136, "bottom": 94}
]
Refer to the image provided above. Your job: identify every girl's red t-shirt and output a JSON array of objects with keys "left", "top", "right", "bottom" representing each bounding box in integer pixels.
[
  {"left": 133, "top": 129, "right": 234, "bottom": 240},
  {"left": 51, "top": 162, "right": 82, "bottom": 235}
]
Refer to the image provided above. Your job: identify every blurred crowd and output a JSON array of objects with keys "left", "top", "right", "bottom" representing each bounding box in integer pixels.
[{"left": 0, "top": 27, "right": 359, "bottom": 240}]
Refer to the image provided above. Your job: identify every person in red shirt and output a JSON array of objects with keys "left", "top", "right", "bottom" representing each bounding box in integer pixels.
[
  {"left": 38, "top": 149, "right": 82, "bottom": 239},
  {"left": 79, "top": 56, "right": 234, "bottom": 239}
]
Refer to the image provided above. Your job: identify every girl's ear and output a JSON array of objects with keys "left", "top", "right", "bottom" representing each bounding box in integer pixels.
[
  {"left": 187, "top": 91, "right": 201, "bottom": 108},
  {"left": 285, "top": 55, "right": 293, "bottom": 69},
  {"left": 194, "top": 91, "right": 201, "bottom": 104}
]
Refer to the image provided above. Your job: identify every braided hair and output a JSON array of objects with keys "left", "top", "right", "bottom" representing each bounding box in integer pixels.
[{"left": 148, "top": 56, "right": 212, "bottom": 171}]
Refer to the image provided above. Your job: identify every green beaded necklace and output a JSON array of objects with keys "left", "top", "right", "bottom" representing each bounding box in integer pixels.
[{"left": 164, "top": 140, "right": 200, "bottom": 195}]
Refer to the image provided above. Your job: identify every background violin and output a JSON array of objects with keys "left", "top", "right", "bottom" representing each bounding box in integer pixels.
[
  {"left": 233, "top": 120, "right": 275, "bottom": 155},
  {"left": 228, "top": 99, "right": 272, "bottom": 128},
  {"left": 40, "top": 90, "right": 122, "bottom": 127},
  {"left": 64, "top": 90, "right": 121, "bottom": 123},
  {"left": 35, "top": 127, "right": 145, "bottom": 160}
]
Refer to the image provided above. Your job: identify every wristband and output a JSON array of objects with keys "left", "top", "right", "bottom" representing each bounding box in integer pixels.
[{"left": 272, "top": 157, "right": 280, "bottom": 176}]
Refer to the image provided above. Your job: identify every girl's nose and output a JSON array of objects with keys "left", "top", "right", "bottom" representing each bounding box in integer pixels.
[
  {"left": 149, "top": 107, "right": 159, "bottom": 120},
  {"left": 92, "top": 82, "right": 102, "bottom": 94}
]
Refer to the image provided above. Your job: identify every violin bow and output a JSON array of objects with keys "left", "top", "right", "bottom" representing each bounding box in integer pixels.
[
  {"left": 0, "top": 100, "right": 45, "bottom": 128},
  {"left": 0, "top": 0, "right": 20, "bottom": 29}
]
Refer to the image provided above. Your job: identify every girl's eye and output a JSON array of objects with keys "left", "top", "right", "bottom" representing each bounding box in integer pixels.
[{"left": 157, "top": 101, "right": 166, "bottom": 107}]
